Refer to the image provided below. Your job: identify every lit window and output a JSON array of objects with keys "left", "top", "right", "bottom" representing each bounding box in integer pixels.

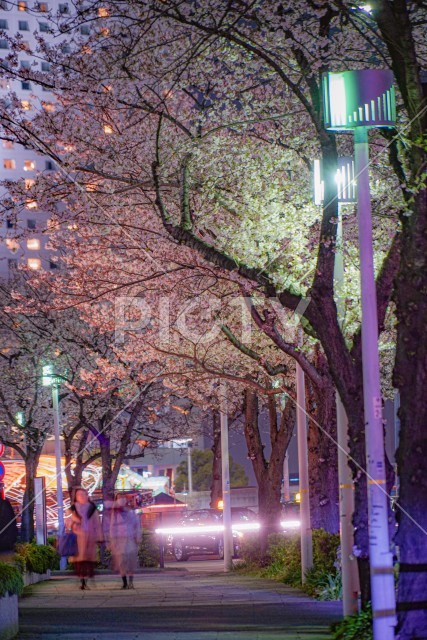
[
  {"left": 21, "top": 100, "right": 31, "bottom": 110},
  {"left": 25, "top": 199, "right": 37, "bottom": 209},
  {"left": 2, "top": 140, "right": 14, "bottom": 149},
  {"left": 37, "top": 2, "right": 48, "bottom": 11},
  {"left": 42, "top": 101, "right": 55, "bottom": 112},
  {"left": 18, "top": 1, "right": 27, "bottom": 10},
  {"left": 20, "top": 41, "right": 30, "bottom": 51},
  {"left": 98, "top": 7, "right": 109, "bottom": 17},
  {"left": 5, "top": 239, "right": 19, "bottom": 253},
  {"left": 21, "top": 80, "right": 31, "bottom": 90},
  {"left": 18, "top": 20, "right": 29, "bottom": 30},
  {"left": 24, "top": 160, "right": 35, "bottom": 171},
  {"left": 24, "top": 178, "right": 35, "bottom": 189},
  {"left": 4, "top": 159, "right": 16, "bottom": 169},
  {"left": 100, "top": 27, "right": 110, "bottom": 36},
  {"left": 0, "top": 20, "right": 8, "bottom": 29},
  {"left": 103, "top": 84, "right": 112, "bottom": 93},
  {"left": 27, "top": 238, "right": 40, "bottom": 250},
  {"left": 86, "top": 183, "right": 96, "bottom": 192},
  {"left": 27, "top": 258, "right": 41, "bottom": 270},
  {"left": 0, "top": 39, "right": 9, "bottom": 49},
  {"left": 81, "top": 44, "right": 92, "bottom": 54},
  {"left": 103, "top": 124, "right": 113, "bottom": 134}
]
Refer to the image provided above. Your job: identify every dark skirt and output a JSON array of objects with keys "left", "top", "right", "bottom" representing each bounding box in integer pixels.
[{"left": 74, "top": 561, "right": 96, "bottom": 578}]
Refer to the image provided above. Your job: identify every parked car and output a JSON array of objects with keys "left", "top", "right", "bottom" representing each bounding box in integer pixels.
[{"left": 168, "top": 507, "right": 259, "bottom": 561}]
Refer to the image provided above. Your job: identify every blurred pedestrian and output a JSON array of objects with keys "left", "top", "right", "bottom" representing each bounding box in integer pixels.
[
  {"left": 68, "top": 488, "right": 103, "bottom": 590},
  {"left": 109, "top": 494, "right": 141, "bottom": 589}
]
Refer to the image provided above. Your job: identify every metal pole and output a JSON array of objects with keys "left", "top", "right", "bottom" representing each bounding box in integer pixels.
[
  {"left": 296, "top": 362, "right": 313, "bottom": 581},
  {"left": 187, "top": 442, "right": 193, "bottom": 495},
  {"left": 220, "top": 380, "right": 233, "bottom": 572},
  {"left": 354, "top": 127, "right": 396, "bottom": 639},
  {"left": 335, "top": 206, "right": 359, "bottom": 616},
  {"left": 283, "top": 452, "right": 290, "bottom": 503},
  {"left": 52, "top": 384, "right": 66, "bottom": 570}
]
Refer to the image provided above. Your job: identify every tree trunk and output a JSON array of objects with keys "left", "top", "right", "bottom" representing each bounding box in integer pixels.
[
  {"left": 210, "top": 411, "right": 222, "bottom": 509},
  {"left": 20, "top": 449, "right": 42, "bottom": 543},
  {"left": 305, "top": 353, "right": 339, "bottom": 534},
  {"left": 394, "top": 188, "right": 427, "bottom": 639}
]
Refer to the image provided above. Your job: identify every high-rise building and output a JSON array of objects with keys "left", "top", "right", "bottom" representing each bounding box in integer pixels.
[{"left": 0, "top": 0, "right": 64, "bottom": 278}]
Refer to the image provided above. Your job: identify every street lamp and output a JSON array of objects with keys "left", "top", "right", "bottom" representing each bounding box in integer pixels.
[
  {"left": 314, "top": 156, "right": 359, "bottom": 616},
  {"left": 323, "top": 69, "right": 396, "bottom": 639},
  {"left": 42, "top": 364, "right": 66, "bottom": 570}
]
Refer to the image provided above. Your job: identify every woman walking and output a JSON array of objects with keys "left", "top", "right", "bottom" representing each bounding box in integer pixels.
[
  {"left": 68, "top": 488, "right": 103, "bottom": 590},
  {"left": 109, "top": 494, "right": 141, "bottom": 589}
]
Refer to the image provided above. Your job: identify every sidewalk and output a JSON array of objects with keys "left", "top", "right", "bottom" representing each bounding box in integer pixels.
[{"left": 18, "top": 563, "right": 341, "bottom": 639}]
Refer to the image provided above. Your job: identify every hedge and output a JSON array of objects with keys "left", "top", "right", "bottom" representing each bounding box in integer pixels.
[
  {"left": 15, "top": 542, "right": 59, "bottom": 574},
  {"left": 0, "top": 562, "right": 24, "bottom": 598}
]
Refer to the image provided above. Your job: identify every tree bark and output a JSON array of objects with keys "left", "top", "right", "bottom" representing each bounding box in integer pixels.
[
  {"left": 20, "top": 448, "right": 42, "bottom": 543},
  {"left": 210, "top": 411, "right": 222, "bottom": 508}
]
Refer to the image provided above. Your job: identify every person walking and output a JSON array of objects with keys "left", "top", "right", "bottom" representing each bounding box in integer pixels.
[
  {"left": 109, "top": 494, "right": 141, "bottom": 589},
  {"left": 68, "top": 488, "right": 103, "bottom": 590}
]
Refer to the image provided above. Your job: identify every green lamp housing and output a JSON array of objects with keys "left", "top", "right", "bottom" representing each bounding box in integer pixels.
[{"left": 323, "top": 69, "right": 396, "bottom": 131}]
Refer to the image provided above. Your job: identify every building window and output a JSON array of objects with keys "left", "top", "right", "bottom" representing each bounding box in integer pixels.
[
  {"left": 27, "top": 258, "right": 41, "bottom": 270},
  {"left": 37, "top": 2, "right": 48, "bottom": 11},
  {"left": 58, "top": 3, "right": 68, "bottom": 13},
  {"left": 103, "top": 124, "right": 113, "bottom": 134},
  {"left": 3, "top": 159, "right": 16, "bottom": 169},
  {"left": 0, "top": 20, "right": 9, "bottom": 29},
  {"left": 8, "top": 259, "right": 18, "bottom": 271},
  {"left": 21, "top": 99, "right": 31, "bottom": 110},
  {"left": 18, "top": 1, "right": 27, "bottom": 10},
  {"left": 45, "top": 160, "right": 54, "bottom": 170},
  {"left": 20, "top": 41, "right": 30, "bottom": 51},
  {"left": 2, "top": 140, "right": 14, "bottom": 149},
  {"left": 27, "top": 238, "right": 40, "bottom": 250},
  {"left": 0, "top": 39, "right": 9, "bottom": 49},
  {"left": 18, "top": 20, "right": 29, "bottom": 30},
  {"left": 98, "top": 7, "right": 109, "bottom": 17},
  {"left": 39, "top": 22, "right": 49, "bottom": 32},
  {"left": 24, "top": 178, "right": 35, "bottom": 189},
  {"left": 41, "top": 61, "right": 50, "bottom": 71},
  {"left": 20, "top": 60, "right": 30, "bottom": 69},
  {"left": 0, "top": 79, "right": 10, "bottom": 89},
  {"left": 21, "top": 80, "right": 31, "bottom": 90},
  {"left": 6, "top": 219, "right": 15, "bottom": 229},
  {"left": 24, "top": 159, "right": 35, "bottom": 171},
  {"left": 25, "top": 199, "right": 37, "bottom": 209},
  {"left": 27, "top": 219, "right": 36, "bottom": 229},
  {"left": 5, "top": 239, "right": 19, "bottom": 253},
  {"left": 49, "top": 259, "right": 58, "bottom": 269},
  {"left": 80, "top": 25, "right": 90, "bottom": 35},
  {"left": 61, "top": 43, "right": 71, "bottom": 53}
]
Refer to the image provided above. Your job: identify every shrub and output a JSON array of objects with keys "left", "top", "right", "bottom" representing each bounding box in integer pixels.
[
  {"left": 304, "top": 567, "right": 342, "bottom": 600},
  {"left": 138, "top": 530, "right": 160, "bottom": 567},
  {"left": 0, "top": 562, "right": 24, "bottom": 597},
  {"left": 237, "top": 533, "right": 266, "bottom": 569},
  {"left": 331, "top": 604, "right": 372, "bottom": 640},
  {"left": 15, "top": 542, "right": 59, "bottom": 574}
]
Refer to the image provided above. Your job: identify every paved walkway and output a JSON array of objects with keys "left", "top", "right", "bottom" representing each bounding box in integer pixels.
[{"left": 18, "top": 561, "right": 341, "bottom": 639}]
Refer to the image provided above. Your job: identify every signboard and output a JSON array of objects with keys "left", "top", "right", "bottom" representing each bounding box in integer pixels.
[{"left": 34, "top": 477, "right": 47, "bottom": 545}]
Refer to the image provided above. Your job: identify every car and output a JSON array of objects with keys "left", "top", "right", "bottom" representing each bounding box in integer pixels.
[{"left": 168, "top": 507, "right": 259, "bottom": 561}]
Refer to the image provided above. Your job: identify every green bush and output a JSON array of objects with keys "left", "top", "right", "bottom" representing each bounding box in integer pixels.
[
  {"left": 331, "top": 604, "right": 372, "bottom": 640},
  {"left": 237, "top": 533, "right": 266, "bottom": 569},
  {"left": 15, "top": 542, "right": 59, "bottom": 574},
  {"left": 239, "top": 528, "right": 342, "bottom": 599},
  {"left": 0, "top": 562, "right": 24, "bottom": 597},
  {"left": 138, "top": 530, "right": 160, "bottom": 567}
]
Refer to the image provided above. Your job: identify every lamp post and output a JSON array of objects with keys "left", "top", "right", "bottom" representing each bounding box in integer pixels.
[
  {"left": 42, "top": 364, "right": 66, "bottom": 570},
  {"left": 323, "top": 69, "right": 396, "bottom": 639},
  {"left": 314, "top": 156, "right": 359, "bottom": 616},
  {"left": 220, "top": 380, "right": 233, "bottom": 572},
  {"left": 186, "top": 440, "right": 193, "bottom": 495},
  {"left": 296, "top": 361, "right": 313, "bottom": 581}
]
